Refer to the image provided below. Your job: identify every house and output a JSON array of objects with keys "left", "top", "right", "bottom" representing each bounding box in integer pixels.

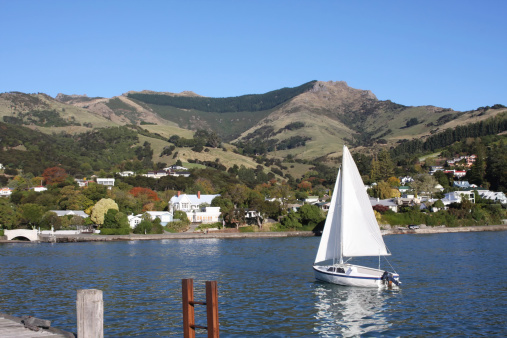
[
  {"left": 443, "top": 169, "right": 467, "bottom": 178},
  {"left": 398, "top": 186, "right": 411, "bottom": 194},
  {"left": 169, "top": 191, "right": 221, "bottom": 224},
  {"left": 128, "top": 211, "right": 174, "bottom": 229},
  {"left": 441, "top": 191, "right": 475, "bottom": 205},
  {"left": 0, "top": 187, "right": 12, "bottom": 197},
  {"left": 118, "top": 171, "right": 135, "bottom": 177},
  {"left": 0, "top": 163, "right": 4, "bottom": 170},
  {"left": 75, "top": 179, "right": 94, "bottom": 187},
  {"left": 143, "top": 171, "right": 169, "bottom": 179},
  {"left": 479, "top": 190, "right": 507, "bottom": 204},
  {"left": 164, "top": 165, "right": 188, "bottom": 171},
  {"left": 96, "top": 178, "right": 115, "bottom": 187},
  {"left": 169, "top": 170, "right": 191, "bottom": 177},
  {"left": 400, "top": 176, "right": 414, "bottom": 185},
  {"left": 33, "top": 186, "right": 48, "bottom": 192},
  {"left": 429, "top": 166, "right": 444, "bottom": 175},
  {"left": 304, "top": 196, "right": 319, "bottom": 204},
  {"left": 187, "top": 207, "right": 222, "bottom": 224},
  {"left": 315, "top": 202, "right": 330, "bottom": 211},
  {"left": 370, "top": 198, "right": 398, "bottom": 212},
  {"left": 453, "top": 181, "right": 471, "bottom": 189},
  {"left": 169, "top": 191, "right": 220, "bottom": 212},
  {"left": 50, "top": 210, "right": 89, "bottom": 218}
]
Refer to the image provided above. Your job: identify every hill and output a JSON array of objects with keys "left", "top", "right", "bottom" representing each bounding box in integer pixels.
[{"left": 0, "top": 81, "right": 506, "bottom": 177}]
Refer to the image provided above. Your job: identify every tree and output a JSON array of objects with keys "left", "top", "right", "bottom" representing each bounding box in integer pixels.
[
  {"left": 19, "top": 203, "right": 45, "bottom": 228},
  {"left": 42, "top": 167, "right": 67, "bottom": 185},
  {"left": 82, "top": 183, "right": 108, "bottom": 203},
  {"left": 133, "top": 213, "right": 152, "bottom": 234},
  {"left": 281, "top": 211, "right": 302, "bottom": 230},
  {"left": 298, "top": 204, "right": 324, "bottom": 228},
  {"left": 90, "top": 198, "right": 119, "bottom": 226},
  {"left": 0, "top": 198, "right": 18, "bottom": 229}
]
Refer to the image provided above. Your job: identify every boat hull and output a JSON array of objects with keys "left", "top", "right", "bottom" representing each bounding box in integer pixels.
[{"left": 313, "top": 264, "right": 399, "bottom": 288}]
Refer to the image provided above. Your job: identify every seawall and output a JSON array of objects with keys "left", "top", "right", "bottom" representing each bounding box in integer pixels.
[{"left": 2, "top": 225, "right": 506, "bottom": 243}]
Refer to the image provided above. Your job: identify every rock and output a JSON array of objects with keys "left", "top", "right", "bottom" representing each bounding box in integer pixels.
[{"left": 22, "top": 316, "right": 51, "bottom": 329}]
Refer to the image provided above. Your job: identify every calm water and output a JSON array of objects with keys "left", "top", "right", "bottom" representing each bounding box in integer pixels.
[{"left": 0, "top": 232, "right": 506, "bottom": 337}]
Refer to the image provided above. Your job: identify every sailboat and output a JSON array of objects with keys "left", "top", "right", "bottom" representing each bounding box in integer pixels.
[{"left": 313, "top": 145, "right": 401, "bottom": 288}]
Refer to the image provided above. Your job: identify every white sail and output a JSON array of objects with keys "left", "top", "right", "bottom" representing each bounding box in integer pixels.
[
  {"left": 341, "top": 145, "right": 389, "bottom": 257},
  {"left": 314, "top": 168, "right": 341, "bottom": 264},
  {"left": 314, "top": 145, "right": 389, "bottom": 265}
]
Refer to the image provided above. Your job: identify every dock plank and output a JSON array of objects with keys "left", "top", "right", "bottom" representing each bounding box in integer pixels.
[{"left": 0, "top": 316, "right": 72, "bottom": 337}]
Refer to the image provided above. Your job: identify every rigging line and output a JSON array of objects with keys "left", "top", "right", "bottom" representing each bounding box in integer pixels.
[{"left": 382, "top": 256, "right": 398, "bottom": 274}]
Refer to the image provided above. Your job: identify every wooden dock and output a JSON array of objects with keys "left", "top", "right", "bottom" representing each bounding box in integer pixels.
[{"left": 0, "top": 313, "right": 74, "bottom": 338}]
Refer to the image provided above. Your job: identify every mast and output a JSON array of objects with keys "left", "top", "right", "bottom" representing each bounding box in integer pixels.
[{"left": 339, "top": 146, "right": 345, "bottom": 264}]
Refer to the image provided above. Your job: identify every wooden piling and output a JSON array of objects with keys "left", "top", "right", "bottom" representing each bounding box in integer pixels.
[
  {"left": 182, "top": 279, "right": 196, "bottom": 338},
  {"left": 77, "top": 289, "right": 103, "bottom": 338},
  {"left": 206, "top": 281, "right": 219, "bottom": 338}
]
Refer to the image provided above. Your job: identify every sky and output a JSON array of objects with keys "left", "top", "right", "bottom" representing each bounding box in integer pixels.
[{"left": 1, "top": 0, "right": 506, "bottom": 111}]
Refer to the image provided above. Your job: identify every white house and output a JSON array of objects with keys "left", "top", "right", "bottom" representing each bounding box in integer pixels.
[
  {"left": 441, "top": 191, "right": 475, "bottom": 205},
  {"left": 187, "top": 207, "right": 221, "bottom": 224},
  {"left": 169, "top": 192, "right": 221, "bottom": 224},
  {"left": 304, "top": 196, "right": 319, "bottom": 204},
  {"left": 33, "top": 186, "right": 48, "bottom": 192},
  {"left": 118, "top": 171, "right": 135, "bottom": 177},
  {"left": 50, "top": 210, "right": 89, "bottom": 218},
  {"left": 479, "top": 190, "right": 507, "bottom": 204},
  {"left": 143, "top": 171, "right": 169, "bottom": 179},
  {"left": 128, "top": 211, "right": 174, "bottom": 229},
  {"left": 96, "top": 178, "right": 115, "bottom": 187},
  {"left": 0, "top": 187, "right": 12, "bottom": 197}
]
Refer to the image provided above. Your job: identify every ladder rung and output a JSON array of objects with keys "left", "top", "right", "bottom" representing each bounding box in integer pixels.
[
  {"left": 190, "top": 324, "right": 208, "bottom": 329},
  {"left": 189, "top": 301, "right": 206, "bottom": 305}
]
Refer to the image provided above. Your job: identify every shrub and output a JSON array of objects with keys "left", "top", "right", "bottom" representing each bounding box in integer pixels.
[{"left": 99, "top": 228, "right": 130, "bottom": 235}]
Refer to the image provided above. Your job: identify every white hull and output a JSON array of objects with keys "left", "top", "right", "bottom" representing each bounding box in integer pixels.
[{"left": 313, "top": 264, "right": 399, "bottom": 288}]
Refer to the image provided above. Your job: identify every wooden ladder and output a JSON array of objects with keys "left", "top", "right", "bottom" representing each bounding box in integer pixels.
[{"left": 182, "top": 279, "right": 219, "bottom": 338}]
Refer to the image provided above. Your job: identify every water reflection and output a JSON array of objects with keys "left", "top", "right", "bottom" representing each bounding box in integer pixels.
[{"left": 313, "top": 282, "right": 390, "bottom": 337}]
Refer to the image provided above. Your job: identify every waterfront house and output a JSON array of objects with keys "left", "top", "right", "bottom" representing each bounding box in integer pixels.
[
  {"left": 169, "top": 191, "right": 221, "bottom": 224},
  {"left": 441, "top": 191, "right": 475, "bottom": 205},
  {"left": 128, "top": 211, "right": 174, "bottom": 229},
  {"left": 478, "top": 190, "right": 507, "bottom": 204},
  {"left": 370, "top": 198, "right": 398, "bottom": 212}
]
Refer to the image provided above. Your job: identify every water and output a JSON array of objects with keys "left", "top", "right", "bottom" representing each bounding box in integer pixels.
[{"left": 0, "top": 231, "right": 506, "bottom": 337}]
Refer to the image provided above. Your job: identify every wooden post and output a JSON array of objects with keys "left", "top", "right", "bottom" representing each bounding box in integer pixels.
[
  {"left": 182, "top": 279, "right": 196, "bottom": 338},
  {"left": 206, "top": 281, "right": 219, "bottom": 338},
  {"left": 77, "top": 289, "right": 103, "bottom": 338}
]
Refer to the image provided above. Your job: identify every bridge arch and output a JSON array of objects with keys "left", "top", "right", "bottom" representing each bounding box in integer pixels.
[{"left": 4, "top": 229, "right": 39, "bottom": 241}]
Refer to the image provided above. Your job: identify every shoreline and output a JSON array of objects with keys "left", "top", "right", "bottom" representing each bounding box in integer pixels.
[{"left": 2, "top": 224, "right": 506, "bottom": 243}]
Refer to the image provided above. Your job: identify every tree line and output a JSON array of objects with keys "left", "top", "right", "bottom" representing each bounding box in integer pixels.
[{"left": 127, "top": 81, "right": 317, "bottom": 113}]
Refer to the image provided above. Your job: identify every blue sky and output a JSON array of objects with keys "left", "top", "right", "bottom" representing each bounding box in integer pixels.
[{"left": 1, "top": 0, "right": 506, "bottom": 111}]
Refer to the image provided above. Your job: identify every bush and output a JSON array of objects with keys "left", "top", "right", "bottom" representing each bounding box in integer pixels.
[
  {"left": 239, "top": 226, "right": 255, "bottom": 232},
  {"left": 99, "top": 228, "right": 130, "bottom": 235},
  {"left": 165, "top": 221, "right": 187, "bottom": 233},
  {"left": 0, "top": 229, "right": 4, "bottom": 237}
]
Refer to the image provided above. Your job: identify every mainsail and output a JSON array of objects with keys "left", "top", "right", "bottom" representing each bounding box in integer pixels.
[{"left": 314, "top": 145, "right": 389, "bottom": 265}]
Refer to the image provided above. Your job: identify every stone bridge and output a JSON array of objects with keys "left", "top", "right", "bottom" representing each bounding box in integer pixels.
[{"left": 3, "top": 229, "right": 39, "bottom": 241}]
